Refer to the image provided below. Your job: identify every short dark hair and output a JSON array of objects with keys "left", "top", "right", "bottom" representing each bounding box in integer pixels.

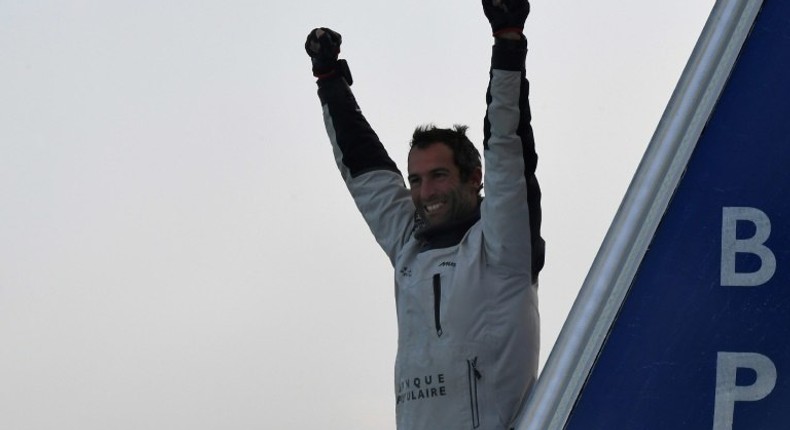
[{"left": 410, "top": 124, "right": 482, "bottom": 183}]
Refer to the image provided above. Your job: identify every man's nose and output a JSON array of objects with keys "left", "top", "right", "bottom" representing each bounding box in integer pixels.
[{"left": 420, "top": 178, "right": 437, "bottom": 201}]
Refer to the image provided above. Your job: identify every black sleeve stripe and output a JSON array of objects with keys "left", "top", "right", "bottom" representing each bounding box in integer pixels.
[
  {"left": 318, "top": 76, "right": 400, "bottom": 178},
  {"left": 517, "top": 70, "right": 546, "bottom": 282}
]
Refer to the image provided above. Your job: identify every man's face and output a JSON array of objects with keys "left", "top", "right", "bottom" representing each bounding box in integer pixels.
[{"left": 407, "top": 142, "right": 482, "bottom": 228}]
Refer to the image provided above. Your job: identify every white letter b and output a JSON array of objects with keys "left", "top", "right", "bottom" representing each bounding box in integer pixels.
[{"left": 720, "top": 207, "right": 776, "bottom": 286}]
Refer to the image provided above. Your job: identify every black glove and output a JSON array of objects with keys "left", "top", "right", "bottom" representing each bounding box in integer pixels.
[
  {"left": 305, "top": 27, "right": 352, "bottom": 84},
  {"left": 482, "top": 0, "right": 530, "bottom": 36}
]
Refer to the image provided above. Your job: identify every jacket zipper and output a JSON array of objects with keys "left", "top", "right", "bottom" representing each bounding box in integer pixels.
[
  {"left": 432, "top": 274, "right": 443, "bottom": 337},
  {"left": 467, "top": 357, "right": 481, "bottom": 428}
]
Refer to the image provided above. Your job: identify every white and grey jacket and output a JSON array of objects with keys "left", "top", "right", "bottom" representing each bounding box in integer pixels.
[{"left": 316, "top": 37, "right": 544, "bottom": 430}]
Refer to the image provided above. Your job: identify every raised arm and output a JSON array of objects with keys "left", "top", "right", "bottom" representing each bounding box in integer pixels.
[
  {"left": 480, "top": 0, "right": 545, "bottom": 282},
  {"left": 305, "top": 28, "right": 416, "bottom": 264}
]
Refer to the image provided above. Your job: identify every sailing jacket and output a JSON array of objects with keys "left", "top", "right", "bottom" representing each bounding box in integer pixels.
[{"left": 316, "top": 37, "right": 544, "bottom": 430}]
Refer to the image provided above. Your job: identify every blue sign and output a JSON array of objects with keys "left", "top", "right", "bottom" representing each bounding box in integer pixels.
[{"left": 564, "top": 0, "right": 790, "bottom": 428}]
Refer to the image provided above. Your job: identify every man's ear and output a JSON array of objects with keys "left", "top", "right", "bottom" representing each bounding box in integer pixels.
[{"left": 468, "top": 167, "right": 483, "bottom": 189}]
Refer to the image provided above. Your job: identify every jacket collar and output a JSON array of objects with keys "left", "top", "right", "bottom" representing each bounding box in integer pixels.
[{"left": 414, "top": 203, "right": 481, "bottom": 252}]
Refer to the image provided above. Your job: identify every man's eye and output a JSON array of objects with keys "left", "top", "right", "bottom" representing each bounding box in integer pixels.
[{"left": 408, "top": 177, "right": 421, "bottom": 185}]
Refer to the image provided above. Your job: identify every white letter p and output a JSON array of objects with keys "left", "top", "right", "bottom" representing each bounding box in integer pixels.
[{"left": 713, "top": 351, "right": 777, "bottom": 429}]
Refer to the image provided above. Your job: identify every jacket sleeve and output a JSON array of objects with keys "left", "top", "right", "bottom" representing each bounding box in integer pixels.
[
  {"left": 481, "top": 37, "right": 545, "bottom": 283},
  {"left": 317, "top": 75, "right": 416, "bottom": 265}
]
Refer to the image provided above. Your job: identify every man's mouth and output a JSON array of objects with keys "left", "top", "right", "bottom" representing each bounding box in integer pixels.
[{"left": 424, "top": 202, "right": 444, "bottom": 214}]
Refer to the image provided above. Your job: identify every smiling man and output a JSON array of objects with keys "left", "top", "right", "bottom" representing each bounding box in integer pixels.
[
  {"left": 306, "top": 1, "right": 544, "bottom": 428},
  {"left": 408, "top": 126, "right": 483, "bottom": 230}
]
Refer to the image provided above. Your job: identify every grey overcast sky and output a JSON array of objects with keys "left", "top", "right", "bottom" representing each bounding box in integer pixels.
[{"left": 1, "top": 1, "right": 714, "bottom": 428}]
